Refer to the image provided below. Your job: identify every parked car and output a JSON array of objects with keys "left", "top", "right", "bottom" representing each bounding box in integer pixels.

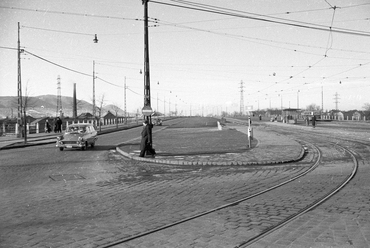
[{"left": 56, "top": 123, "right": 98, "bottom": 151}]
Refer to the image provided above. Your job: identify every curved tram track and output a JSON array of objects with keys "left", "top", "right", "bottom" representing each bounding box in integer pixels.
[{"left": 101, "top": 131, "right": 359, "bottom": 248}]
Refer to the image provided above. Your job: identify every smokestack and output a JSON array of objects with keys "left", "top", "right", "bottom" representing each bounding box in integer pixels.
[{"left": 73, "top": 83, "right": 77, "bottom": 119}]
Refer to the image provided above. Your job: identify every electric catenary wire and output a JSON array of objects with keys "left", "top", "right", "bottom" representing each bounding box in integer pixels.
[{"left": 151, "top": 0, "right": 370, "bottom": 37}]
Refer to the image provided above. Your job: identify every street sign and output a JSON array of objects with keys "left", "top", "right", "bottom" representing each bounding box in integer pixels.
[{"left": 142, "top": 106, "right": 153, "bottom": 116}]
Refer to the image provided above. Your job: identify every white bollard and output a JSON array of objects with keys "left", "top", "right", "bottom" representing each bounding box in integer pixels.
[{"left": 217, "top": 121, "right": 222, "bottom": 130}]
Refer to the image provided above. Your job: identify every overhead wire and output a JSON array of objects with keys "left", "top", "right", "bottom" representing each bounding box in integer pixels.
[
  {"left": 0, "top": 5, "right": 141, "bottom": 21},
  {"left": 22, "top": 49, "right": 142, "bottom": 91},
  {"left": 158, "top": 0, "right": 370, "bottom": 98},
  {"left": 152, "top": 0, "right": 370, "bottom": 37},
  {"left": 24, "top": 49, "right": 92, "bottom": 78},
  {"left": 3, "top": 2, "right": 369, "bottom": 110},
  {"left": 22, "top": 25, "right": 94, "bottom": 36}
]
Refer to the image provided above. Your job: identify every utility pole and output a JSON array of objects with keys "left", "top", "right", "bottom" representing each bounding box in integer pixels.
[
  {"left": 56, "top": 75, "right": 62, "bottom": 117},
  {"left": 334, "top": 92, "right": 340, "bottom": 110},
  {"left": 321, "top": 86, "right": 324, "bottom": 111},
  {"left": 142, "top": 0, "right": 153, "bottom": 147},
  {"left": 279, "top": 92, "right": 283, "bottom": 110},
  {"left": 240, "top": 80, "right": 244, "bottom": 116},
  {"left": 124, "top": 77, "right": 127, "bottom": 123},
  {"left": 93, "top": 60, "right": 96, "bottom": 125},
  {"left": 142, "top": 0, "right": 152, "bottom": 118},
  {"left": 17, "top": 22, "right": 23, "bottom": 139},
  {"left": 297, "top": 90, "right": 300, "bottom": 109}
]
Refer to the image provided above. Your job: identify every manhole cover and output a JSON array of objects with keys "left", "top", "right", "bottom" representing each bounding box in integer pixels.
[{"left": 49, "top": 174, "right": 85, "bottom": 181}]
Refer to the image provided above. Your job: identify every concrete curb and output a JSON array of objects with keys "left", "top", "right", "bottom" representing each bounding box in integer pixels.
[
  {"left": 0, "top": 140, "right": 56, "bottom": 150},
  {"left": 116, "top": 145, "right": 307, "bottom": 166}
]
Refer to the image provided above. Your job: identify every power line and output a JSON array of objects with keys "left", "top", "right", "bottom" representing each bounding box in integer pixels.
[
  {"left": 0, "top": 46, "right": 18, "bottom": 51},
  {"left": 151, "top": 0, "right": 370, "bottom": 37},
  {"left": 22, "top": 25, "right": 93, "bottom": 36},
  {"left": 0, "top": 5, "right": 141, "bottom": 21},
  {"left": 24, "top": 50, "right": 92, "bottom": 77},
  {"left": 23, "top": 49, "right": 129, "bottom": 89}
]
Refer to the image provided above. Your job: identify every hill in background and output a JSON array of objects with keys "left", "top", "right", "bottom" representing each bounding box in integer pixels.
[{"left": 0, "top": 95, "right": 127, "bottom": 119}]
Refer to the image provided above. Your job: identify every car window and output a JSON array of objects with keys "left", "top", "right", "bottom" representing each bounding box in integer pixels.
[{"left": 68, "top": 127, "right": 79, "bottom": 133}]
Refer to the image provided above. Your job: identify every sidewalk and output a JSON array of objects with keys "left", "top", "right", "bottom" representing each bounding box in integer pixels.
[
  {"left": 0, "top": 123, "right": 141, "bottom": 150},
  {"left": 0, "top": 132, "right": 58, "bottom": 150},
  {"left": 117, "top": 124, "right": 305, "bottom": 166}
]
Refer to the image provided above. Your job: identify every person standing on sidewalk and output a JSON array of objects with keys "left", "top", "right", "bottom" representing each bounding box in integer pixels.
[
  {"left": 45, "top": 120, "right": 51, "bottom": 133},
  {"left": 139, "top": 120, "right": 151, "bottom": 157},
  {"left": 312, "top": 115, "right": 316, "bottom": 128}
]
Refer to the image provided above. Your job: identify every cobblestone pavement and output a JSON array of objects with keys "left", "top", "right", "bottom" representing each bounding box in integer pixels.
[
  {"left": 250, "top": 122, "right": 370, "bottom": 248},
  {"left": 117, "top": 125, "right": 305, "bottom": 166},
  {"left": 0, "top": 120, "right": 369, "bottom": 248},
  {"left": 103, "top": 140, "right": 363, "bottom": 248}
]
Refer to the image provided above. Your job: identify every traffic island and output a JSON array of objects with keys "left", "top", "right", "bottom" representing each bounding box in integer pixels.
[{"left": 117, "top": 124, "right": 305, "bottom": 166}]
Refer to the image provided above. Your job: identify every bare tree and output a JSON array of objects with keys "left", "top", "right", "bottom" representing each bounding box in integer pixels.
[
  {"left": 20, "top": 82, "right": 36, "bottom": 143},
  {"left": 306, "top": 103, "right": 321, "bottom": 111},
  {"left": 95, "top": 94, "right": 106, "bottom": 132},
  {"left": 362, "top": 103, "right": 370, "bottom": 111},
  {"left": 110, "top": 104, "right": 122, "bottom": 128}
]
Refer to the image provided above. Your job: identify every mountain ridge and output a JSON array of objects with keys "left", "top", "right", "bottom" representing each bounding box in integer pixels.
[{"left": 0, "top": 95, "right": 126, "bottom": 119}]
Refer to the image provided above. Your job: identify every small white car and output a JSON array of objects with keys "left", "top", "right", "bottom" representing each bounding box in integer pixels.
[{"left": 56, "top": 123, "right": 98, "bottom": 151}]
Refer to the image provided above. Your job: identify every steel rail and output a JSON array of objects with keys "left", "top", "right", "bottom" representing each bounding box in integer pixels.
[
  {"left": 234, "top": 143, "right": 359, "bottom": 247},
  {"left": 100, "top": 141, "right": 320, "bottom": 248}
]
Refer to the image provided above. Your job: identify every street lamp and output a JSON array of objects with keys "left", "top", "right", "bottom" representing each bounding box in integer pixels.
[
  {"left": 141, "top": 0, "right": 154, "bottom": 149},
  {"left": 142, "top": 0, "right": 152, "bottom": 120}
]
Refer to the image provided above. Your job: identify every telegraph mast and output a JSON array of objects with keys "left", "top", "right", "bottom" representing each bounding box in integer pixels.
[
  {"left": 17, "top": 22, "right": 23, "bottom": 138},
  {"left": 142, "top": 0, "right": 152, "bottom": 120},
  {"left": 56, "top": 75, "right": 63, "bottom": 117},
  {"left": 240, "top": 80, "right": 245, "bottom": 116}
]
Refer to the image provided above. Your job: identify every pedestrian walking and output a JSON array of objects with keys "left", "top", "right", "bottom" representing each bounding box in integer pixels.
[
  {"left": 139, "top": 120, "right": 152, "bottom": 157},
  {"left": 305, "top": 116, "right": 309, "bottom": 126},
  {"left": 55, "top": 117, "right": 62, "bottom": 133},
  {"left": 312, "top": 115, "right": 316, "bottom": 128},
  {"left": 45, "top": 120, "right": 51, "bottom": 133}
]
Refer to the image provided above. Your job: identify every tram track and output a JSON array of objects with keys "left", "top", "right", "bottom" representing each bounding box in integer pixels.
[
  {"left": 235, "top": 142, "right": 359, "bottom": 247},
  {"left": 99, "top": 138, "right": 341, "bottom": 248},
  {"left": 98, "top": 121, "right": 363, "bottom": 248},
  {"left": 1, "top": 118, "right": 366, "bottom": 248}
]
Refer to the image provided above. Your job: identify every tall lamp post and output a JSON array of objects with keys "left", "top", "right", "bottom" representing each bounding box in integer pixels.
[
  {"left": 142, "top": 0, "right": 153, "bottom": 144},
  {"left": 92, "top": 60, "right": 96, "bottom": 126}
]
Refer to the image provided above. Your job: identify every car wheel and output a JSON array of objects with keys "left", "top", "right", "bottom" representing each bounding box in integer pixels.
[
  {"left": 81, "top": 141, "right": 88, "bottom": 150},
  {"left": 59, "top": 147, "right": 64, "bottom": 151}
]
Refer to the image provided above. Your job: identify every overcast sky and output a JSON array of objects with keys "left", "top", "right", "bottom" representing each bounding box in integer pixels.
[{"left": 1, "top": 0, "right": 370, "bottom": 115}]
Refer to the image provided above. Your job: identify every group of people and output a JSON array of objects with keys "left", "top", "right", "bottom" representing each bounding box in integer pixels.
[
  {"left": 305, "top": 115, "right": 316, "bottom": 128},
  {"left": 44, "top": 117, "right": 63, "bottom": 133}
]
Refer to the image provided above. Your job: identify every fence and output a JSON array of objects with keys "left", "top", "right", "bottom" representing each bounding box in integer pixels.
[{"left": 1, "top": 116, "right": 167, "bottom": 136}]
